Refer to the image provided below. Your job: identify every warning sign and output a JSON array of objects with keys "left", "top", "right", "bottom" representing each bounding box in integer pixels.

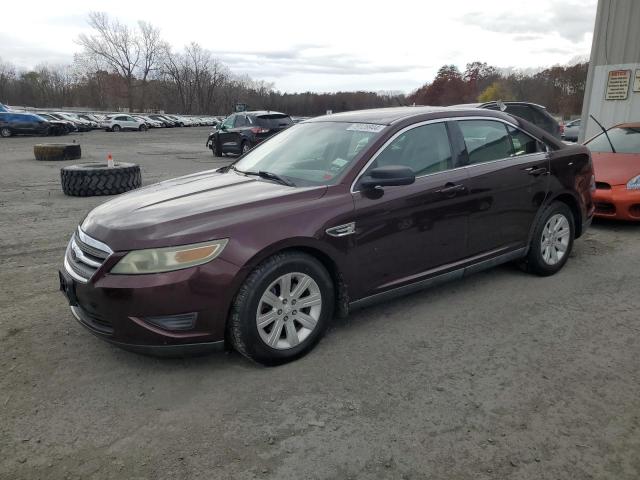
[
  {"left": 605, "top": 69, "right": 631, "bottom": 100},
  {"left": 634, "top": 69, "right": 640, "bottom": 93}
]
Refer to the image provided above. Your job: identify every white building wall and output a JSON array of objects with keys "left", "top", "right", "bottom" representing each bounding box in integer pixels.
[{"left": 580, "top": 0, "right": 640, "bottom": 141}]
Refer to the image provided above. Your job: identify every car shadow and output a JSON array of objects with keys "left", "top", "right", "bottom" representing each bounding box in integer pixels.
[{"left": 590, "top": 217, "right": 640, "bottom": 231}]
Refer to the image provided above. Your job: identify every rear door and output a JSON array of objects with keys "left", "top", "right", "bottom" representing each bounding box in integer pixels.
[
  {"left": 349, "top": 120, "right": 471, "bottom": 299},
  {"left": 453, "top": 119, "right": 550, "bottom": 256}
]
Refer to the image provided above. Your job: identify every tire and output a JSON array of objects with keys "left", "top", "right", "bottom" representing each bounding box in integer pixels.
[
  {"left": 112, "top": 125, "right": 121, "bottom": 132},
  {"left": 523, "top": 201, "right": 574, "bottom": 276},
  {"left": 229, "top": 251, "right": 335, "bottom": 366},
  {"left": 60, "top": 162, "right": 141, "bottom": 197},
  {"left": 34, "top": 143, "right": 81, "bottom": 161},
  {"left": 241, "top": 141, "right": 252, "bottom": 155},
  {"left": 0, "top": 127, "right": 12, "bottom": 138},
  {"left": 139, "top": 124, "right": 148, "bottom": 132}
]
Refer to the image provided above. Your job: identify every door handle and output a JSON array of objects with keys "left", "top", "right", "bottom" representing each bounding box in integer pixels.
[
  {"left": 437, "top": 183, "right": 466, "bottom": 198},
  {"left": 525, "top": 167, "right": 548, "bottom": 176}
]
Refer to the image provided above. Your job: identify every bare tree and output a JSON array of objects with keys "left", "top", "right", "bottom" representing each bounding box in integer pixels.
[
  {"left": 138, "top": 21, "right": 164, "bottom": 111},
  {"left": 0, "top": 58, "right": 16, "bottom": 103},
  {"left": 77, "top": 12, "right": 141, "bottom": 111}
]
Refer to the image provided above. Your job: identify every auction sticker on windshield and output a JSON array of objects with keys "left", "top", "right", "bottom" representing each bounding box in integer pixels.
[{"left": 346, "top": 123, "right": 386, "bottom": 133}]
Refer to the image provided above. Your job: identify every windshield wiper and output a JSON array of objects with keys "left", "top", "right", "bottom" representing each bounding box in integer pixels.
[
  {"left": 590, "top": 114, "right": 616, "bottom": 153},
  {"left": 235, "top": 168, "right": 295, "bottom": 187}
]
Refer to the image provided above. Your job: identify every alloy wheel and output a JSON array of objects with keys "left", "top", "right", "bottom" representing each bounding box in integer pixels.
[
  {"left": 541, "top": 213, "right": 570, "bottom": 265},
  {"left": 256, "top": 272, "right": 322, "bottom": 349}
]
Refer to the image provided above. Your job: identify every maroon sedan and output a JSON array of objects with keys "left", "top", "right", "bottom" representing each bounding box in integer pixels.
[{"left": 60, "top": 106, "right": 594, "bottom": 365}]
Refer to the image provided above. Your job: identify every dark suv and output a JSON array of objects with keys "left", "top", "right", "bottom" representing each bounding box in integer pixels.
[
  {"left": 0, "top": 112, "right": 51, "bottom": 137},
  {"left": 60, "top": 106, "right": 594, "bottom": 365},
  {"left": 454, "top": 102, "right": 562, "bottom": 139},
  {"left": 207, "top": 111, "right": 293, "bottom": 156}
]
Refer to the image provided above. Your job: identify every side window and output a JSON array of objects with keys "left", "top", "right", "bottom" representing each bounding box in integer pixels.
[
  {"left": 508, "top": 126, "right": 544, "bottom": 156},
  {"left": 234, "top": 115, "right": 247, "bottom": 128},
  {"left": 372, "top": 122, "right": 453, "bottom": 176},
  {"left": 222, "top": 115, "right": 235, "bottom": 129},
  {"left": 116, "top": 116, "right": 127, "bottom": 121},
  {"left": 458, "top": 120, "right": 512, "bottom": 164}
]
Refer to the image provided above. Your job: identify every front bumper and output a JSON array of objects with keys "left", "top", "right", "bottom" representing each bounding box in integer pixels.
[
  {"left": 592, "top": 185, "right": 640, "bottom": 221},
  {"left": 59, "top": 253, "right": 245, "bottom": 355}
]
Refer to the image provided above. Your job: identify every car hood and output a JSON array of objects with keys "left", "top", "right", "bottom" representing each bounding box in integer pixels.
[
  {"left": 81, "top": 170, "right": 327, "bottom": 251},
  {"left": 592, "top": 152, "right": 640, "bottom": 185}
]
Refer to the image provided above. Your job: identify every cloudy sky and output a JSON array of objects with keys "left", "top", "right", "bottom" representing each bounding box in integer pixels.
[{"left": 1, "top": 0, "right": 597, "bottom": 93}]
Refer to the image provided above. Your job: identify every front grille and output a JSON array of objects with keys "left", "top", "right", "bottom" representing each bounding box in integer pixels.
[
  {"left": 64, "top": 228, "right": 112, "bottom": 283},
  {"left": 595, "top": 182, "right": 611, "bottom": 190},
  {"left": 595, "top": 202, "right": 616, "bottom": 215}
]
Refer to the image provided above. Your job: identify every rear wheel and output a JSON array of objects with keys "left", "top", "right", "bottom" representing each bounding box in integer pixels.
[
  {"left": 0, "top": 127, "right": 12, "bottom": 138},
  {"left": 112, "top": 124, "right": 121, "bottom": 132},
  {"left": 229, "top": 251, "right": 334, "bottom": 365},
  {"left": 524, "top": 201, "right": 574, "bottom": 276},
  {"left": 241, "top": 141, "right": 252, "bottom": 155}
]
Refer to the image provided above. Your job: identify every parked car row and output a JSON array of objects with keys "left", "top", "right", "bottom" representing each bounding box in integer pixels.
[{"left": 0, "top": 108, "right": 219, "bottom": 137}]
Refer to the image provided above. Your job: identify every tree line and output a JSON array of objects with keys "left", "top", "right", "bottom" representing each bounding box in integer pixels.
[
  {"left": 408, "top": 61, "right": 588, "bottom": 118},
  {"left": 0, "top": 12, "right": 587, "bottom": 118}
]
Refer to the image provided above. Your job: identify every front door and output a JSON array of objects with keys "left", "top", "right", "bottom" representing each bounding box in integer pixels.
[
  {"left": 217, "top": 115, "right": 237, "bottom": 153},
  {"left": 453, "top": 119, "right": 550, "bottom": 256},
  {"left": 349, "top": 121, "right": 471, "bottom": 299}
]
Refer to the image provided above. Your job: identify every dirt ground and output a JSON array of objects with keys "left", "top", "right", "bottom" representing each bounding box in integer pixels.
[{"left": 1, "top": 128, "right": 639, "bottom": 480}]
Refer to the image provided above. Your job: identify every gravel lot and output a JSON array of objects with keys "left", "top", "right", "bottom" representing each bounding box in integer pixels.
[{"left": 1, "top": 128, "right": 639, "bottom": 480}]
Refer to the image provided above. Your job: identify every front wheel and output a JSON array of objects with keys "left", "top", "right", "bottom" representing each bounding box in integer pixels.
[
  {"left": 524, "top": 201, "right": 574, "bottom": 276},
  {"left": 0, "top": 127, "right": 12, "bottom": 138},
  {"left": 212, "top": 137, "right": 223, "bottom": 157},
  {"left": 229, "top": 252, "right": 334, "bottom": 365},
  {"left": 139, "top": 124, "right": 148, "bottom": 132}
]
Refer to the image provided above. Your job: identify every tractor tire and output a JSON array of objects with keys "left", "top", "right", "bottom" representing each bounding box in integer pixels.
[
  {"left": 61, "top": 162, "right": 142, "bottom": 197},
  {"left": 34, "top": 143, "right": 81, "bottom": 161}
]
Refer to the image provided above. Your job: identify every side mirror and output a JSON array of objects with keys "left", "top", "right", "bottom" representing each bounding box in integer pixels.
[
  {"left": 360, "top": 165, "right": 415, "bottom": 189},
  {"left": 219, "top": 124, "right": 227, "bottom": 131}
]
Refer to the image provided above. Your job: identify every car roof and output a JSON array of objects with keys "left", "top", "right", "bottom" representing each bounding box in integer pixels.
[
  {"left": 452, "top": 101, "right": 547, "bottom": 110},
  {"left": 614, "top": 122, "right": 640, "bottom": 129},
  {"left": 306, "top": 106, "right": 517, "bottom": 125},
  {"left": 235, "top": 110, "right": 288, "bottom": 117}
]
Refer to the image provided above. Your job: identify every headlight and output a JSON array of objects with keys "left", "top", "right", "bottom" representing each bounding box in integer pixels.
[
  {"left": 627, "top": 175, "right": 640, "bottom": 190},
  {"left": 111, "top": 239, "right": 228, "bottom": 274}
]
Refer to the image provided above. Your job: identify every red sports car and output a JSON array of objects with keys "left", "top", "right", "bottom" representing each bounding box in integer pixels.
[{"left": 586, "top": 123, "right": 640, "bottom": 220}]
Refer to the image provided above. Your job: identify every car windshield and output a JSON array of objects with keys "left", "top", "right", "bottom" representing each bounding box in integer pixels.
[
  {"left": 232, "top": 122, "right": 384, "bottom": 186},
  {"left": 586, "top": 126, "right": 640, "bottom": 153}
]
